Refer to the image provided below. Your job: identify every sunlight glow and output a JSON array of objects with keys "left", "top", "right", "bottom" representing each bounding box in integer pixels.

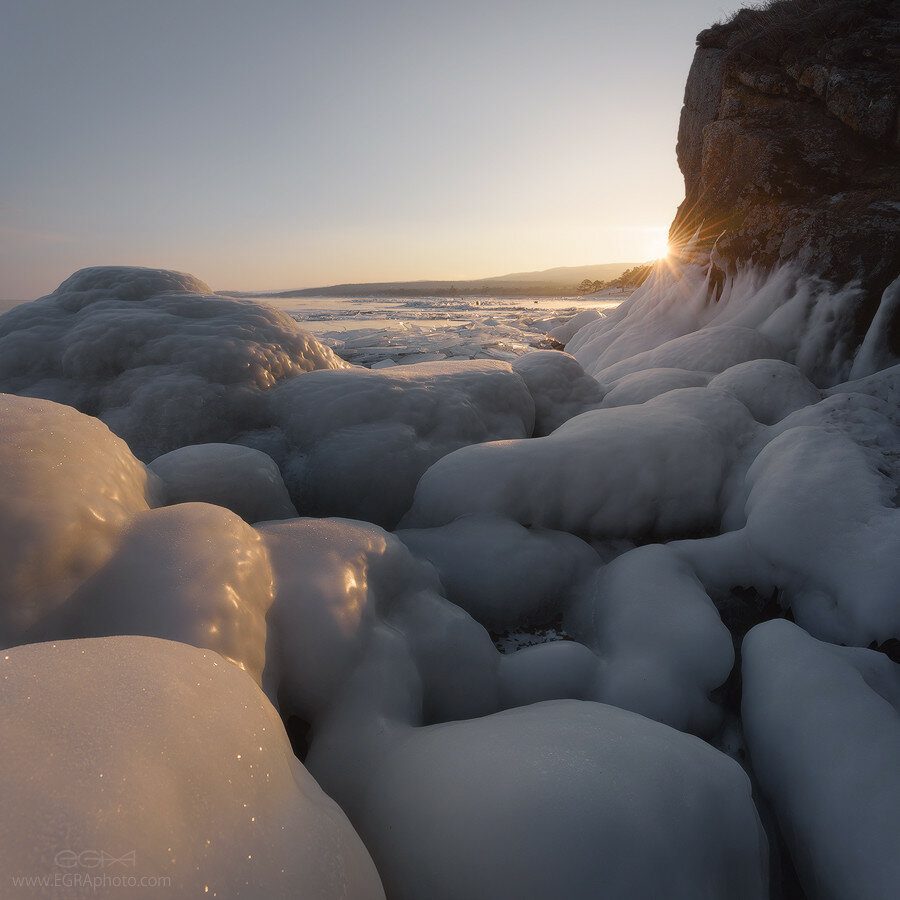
[{"left": 648, "top": 235, "right": 672, "bottom": 261}]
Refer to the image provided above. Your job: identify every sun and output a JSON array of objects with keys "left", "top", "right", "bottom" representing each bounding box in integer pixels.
[{"left": 647, "top": 232, "right": 671, "bottom": 261}]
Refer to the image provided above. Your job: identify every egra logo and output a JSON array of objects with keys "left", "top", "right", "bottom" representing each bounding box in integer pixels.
[{"left": 53, "top": 850, "right": 137, "bottom": 869}]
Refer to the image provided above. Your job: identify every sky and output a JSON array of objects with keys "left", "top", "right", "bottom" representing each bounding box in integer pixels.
[{"left": 1, "top": 0, "right": 738, "bottom": 299}]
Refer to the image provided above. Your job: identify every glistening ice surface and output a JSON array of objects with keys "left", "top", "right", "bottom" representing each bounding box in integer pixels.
[{"left": 0, "top": 262, "right": 897, "bottom": 899}]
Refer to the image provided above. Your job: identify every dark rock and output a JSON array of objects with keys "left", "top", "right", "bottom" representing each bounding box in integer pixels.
[{"left": 670, "top": 0, "right": 900, "bottom": 359}]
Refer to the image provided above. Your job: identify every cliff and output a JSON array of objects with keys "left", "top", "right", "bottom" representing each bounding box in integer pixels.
[{"left": 669, "top": 0, "right": 900, "bottom": 351}]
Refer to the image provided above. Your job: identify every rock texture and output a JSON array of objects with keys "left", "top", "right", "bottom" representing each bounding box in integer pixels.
[{"left": 669, "top": 0, "right": 900, "bottom": 350}]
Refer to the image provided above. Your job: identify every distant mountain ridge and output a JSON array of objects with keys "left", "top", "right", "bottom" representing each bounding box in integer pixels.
[{"left": 222, "top": 263, "right": 637, "bottom": 299}]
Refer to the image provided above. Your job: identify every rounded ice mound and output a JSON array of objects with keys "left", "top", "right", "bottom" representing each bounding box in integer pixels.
[
  {"left": 50, "top": 265, "right": 213, "bottom": 309},
  {"left": 0, "top": 394, "right": 160, "bottom": 646},
  {"left": 149, "top": 443, "right": 297, "bottom": 523},
  {"left": 397, "top": 515, "right": 598, "bottom": 631},
  {"left": 708, "top": 359, "right": 822, "bottom": 425},
  {"left": 600, "top": 368, "right": 711, "bottom": 408},
  {"left": 566, "top": 544, "right": 734, "bottom": 734},
  {"left": 403, "top": 387, "right": 756, "bottom": 540},
  {"left": 256, "top": 360, "right": 535, "bottom": 528},
  {"left": 511, "top": 350, "right": 605, "bottom": 435},
  {"left": 30, "top": 503, "right": 275, "bottom": 684},
  {"left": 741, "top": 423, "right": 900, "bottom": 645},
  {"left": 546, "top": 308, "right": 601, "bottom": 345},
  {"left": 358, "top": 700, "right": 768, "bottom": 900},
  {"left": 595, "top": 325, "right": 783, "bottom": 383},
  {"left": 0, "top": 636, "right": 385, "bottom": 899},
  {"left": 742, "top": 620, "right": 900, "bottom": 900},
  {"left": 259, "top": 518, "right": 501, "bottom": 813},
  {"left": 0, "top": 266, "right": 345, "bottom": 461}
]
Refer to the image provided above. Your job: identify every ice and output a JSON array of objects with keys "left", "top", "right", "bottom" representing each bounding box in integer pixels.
[
  {"left": 498, "top": 641, "right": 598, "bottom": 707},
  {"left": 250, "top": 360, "right": 535, "bottom": 527},
  {"left": 29, "top": 503, "right": 275, "bottom": 684},
  {"left": 259, "top": 517, "right": 501, "bottom": 816},
  {"left": 357, "top": 701, "right": 768, "bottom": 900},
  {"left": 594, "top": 324, "right": 784, "bottom": 383},
  {"left": 511, "top": 351, "right": 605, "bottom": 435},
  {"left": 742, "top": 620, "right": 900, "bottom": 900},
  {"left": 600, "top": 367, "right": 711, "bottom": 407},
  {"left": 403, "top": 387, "right": 757, "bottom": 540},
  {"left": 566, "top": 544, "right": 734, "bottom": 734},
  {"left": 397, "top": 515, "right": 599, "bottom": 631},
  {"left": 707, "top": 359, "right": 822, "bottom": 425},
  {"left": 2, "top": 259, "right": 898, "bottom": 897},
  {"left": 0, "top": 394, "right": 161, "bottom": 646},
  {"left": 148, "top": 443, "right": 297, "bottom": 523},
  {"left": 0, "top": 266, "right": 345, "bottom": 461},
  {"left": 0, "top": 636, "right": 385, "bottom": 899},
  {"left": 547, "top": 308, "right": 601, "bottom": 345},
  {"left": 569, "top": 261, "right": 894, "bottom": 386},
  {"left": 738, "top": 420, "right": 900, "bottom": 645}
]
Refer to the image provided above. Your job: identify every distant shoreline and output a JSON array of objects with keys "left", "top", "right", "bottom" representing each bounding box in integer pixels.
[{"left": 219, "top": 262, "right": 640, "bottom": 301}]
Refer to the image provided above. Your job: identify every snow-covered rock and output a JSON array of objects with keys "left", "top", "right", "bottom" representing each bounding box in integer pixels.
[
  {"left": 29, "top": 503, "right": 275, "bottom": 684},
  {"left": 259, "top": 518, "right": 500, "bottom": 814},
  {"left": 743, "top": 620, "right": 900, "bottom": 900},
  {"left": 0, "top": 394, "right": 161, "bottom": 646},
  {"left": 403, "top": 387, "right": 757, "bottom": 540},
  {"left": 547, "top": 308, "right": 601, "bottom": 345},
  {"left": 0, "top": 636, "right": 385, "bottom": 899},
  {"left": 358, "top": 701, "right": 768, "bottom": 900},
  {"left": 708, "top": 359, "right": 822, "bottom": 425},
  {"left": 511, "top": 350, "right": 605, "bottom": 435},
  {"left": 397, "top": 515, "right": 598, "bottom": 631},
  {"left": 566, "top": 544, "right": 734, "bottom": 734},
  {"left": 0, "top": 266, "right": 344, "bottom": 461},
  {"left": 149, "top": 443, "right": 297, "bottom": 523},
  {"left": 740, "top": 422, "right": 900, "bottom": 645},
  {"left": 600, "top": 367, "right": 710, "bottom": 408},
  {"left": 251, "top": 360, "right": 535, "bottom": 527}
]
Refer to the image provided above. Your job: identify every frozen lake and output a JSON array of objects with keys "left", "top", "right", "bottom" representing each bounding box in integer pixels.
[{"left": 251, "top": 291, "right": 630, "bottom": 366}]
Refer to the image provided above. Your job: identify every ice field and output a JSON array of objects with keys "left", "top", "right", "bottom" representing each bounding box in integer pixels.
[{"left": 0, "top": 262, "right": 897, "bottom": 898}]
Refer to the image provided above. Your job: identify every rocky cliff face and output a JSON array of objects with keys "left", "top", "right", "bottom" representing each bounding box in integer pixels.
[{"left": 669, "top": 0, "right": 899, "bottom": 350}]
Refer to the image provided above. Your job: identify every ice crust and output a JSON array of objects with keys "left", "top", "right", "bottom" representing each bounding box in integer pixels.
[
  {"left": 1, "top": 262, "right": 898, "bottom": 898},
  {"left": 358, "top": 701, "right": 769, "bottom": 900},
  {"left": 0, "top": 636, "right": 385, "bottom": 899},
  {"left": 0, "top": 266, "right": 345, "bottom": 461},
  {"left": 148, "top": 443, "right": 298, "bottom": 523},
  {"left": 742, "top": 620, "right": 900, "bottom": 900}
]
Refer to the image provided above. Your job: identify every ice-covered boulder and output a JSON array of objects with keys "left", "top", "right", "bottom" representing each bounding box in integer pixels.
[
  {"left": 149, "top": 443, "right": 297, "bottom": 523},
  {"left": 0, "top": 636, "right": 385, "bottom": 899},
  {"left": 600, "top": 367, "right": 711, "bottom": 408},
  {"left": 596, "top": 324, "right": 783, "bottom": 383},
  {"left": 358, "top": 700, "right": 768, "bottom": 900},
  {"left": 739, "top": 421, "right": 900, "bottom": 645},
  {"left": 511, "top": 350, "right": 605, "bottom": 435},
  {"left": 498, "top": 640, "right": 599, "bottom": 708},
  {"left": 249, "top": 360, "right": 535, "bottom": 528},
  {"left": 0, "top": 394, "right": 161, "bottom": 646},
  {"left": 742, "top": 620, "right": 900, "bottom": 900},
  {"left": 566, "top": 544, "right": 734, "bottom": 734},
  {"left": 546, "top": 308, "right": 601, "bottom": 345},
  {"left": 403, "top": 387, "right": 757, "bottom": 540},
  {"left": 0, "top": 266, "right": 344, "bottom": 461},
  {"left": 29, "top": 503, "right": 275, "bottom": 684},
  {"left": 708, "top": 359, "right": 822, "bottom": 425},
  {"left": 397, "top": 515, "right": 599, "bottom": 631},
  {"left": 259, "top": 518, "right": 500, "bottom": 813}
]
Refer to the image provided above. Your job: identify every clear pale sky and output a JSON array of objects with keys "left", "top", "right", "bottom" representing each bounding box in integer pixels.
[{"left": 1, "top": 0, "right": 736, "bottom": 299}]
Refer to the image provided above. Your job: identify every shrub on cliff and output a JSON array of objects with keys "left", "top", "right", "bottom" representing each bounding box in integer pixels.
[{"left": 701, "top": 0, "right": 894, "bottom": 64}]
